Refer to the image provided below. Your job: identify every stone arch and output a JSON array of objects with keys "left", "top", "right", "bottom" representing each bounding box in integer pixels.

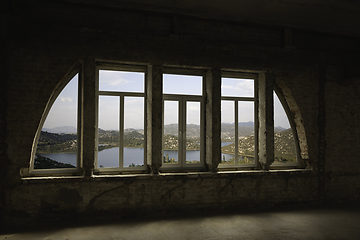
[{"left": 273, "top": 81, "right": 309, "bottom": 168}]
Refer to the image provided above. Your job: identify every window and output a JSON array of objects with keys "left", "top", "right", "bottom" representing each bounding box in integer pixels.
[
  {"left": 28, "top": 62, "right": 303, "bottom": 176},
  {"left": 95, "top": 66, "right": 147, "bottom": 172},
  {"left": 272, "top": 90, "right": 298, "bottom": 166},
  {"left": 162, "top": 71, "right": 204, "bottom": 169},
  {"left": 30, "top": 70, "right": 81, "bottom": 175},
  {"left": 220, "top": 73, "right": 258, "bottom": 168}
]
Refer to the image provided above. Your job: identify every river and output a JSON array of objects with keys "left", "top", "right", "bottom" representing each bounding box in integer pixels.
[{"left": 38, "top": 142, "right": 235, "bottom": 168}]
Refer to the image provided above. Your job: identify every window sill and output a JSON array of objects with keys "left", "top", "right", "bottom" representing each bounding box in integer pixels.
[
  {"left": 21, "top": 175, "right": 84, "bottom": 184},
  {"left": 21, "top": 168, "right": 312, "bottom": 183}
]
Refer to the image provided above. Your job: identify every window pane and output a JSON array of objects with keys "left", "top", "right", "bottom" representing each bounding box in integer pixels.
[
  {"left": 221, "top": 100, "right": 235, "bottom": 164},
  {"left": 273, "top": 91, "right": 297, "bottom": 164},
  {"left": 186, "top": 101, "right": 200, "bottom": 164},
  {"left": 123, "top": 97, "right": 144, "bottom": 168},
  {"left": 164, "top": 101, "right": 179, "bottom": 164},
  {"left": 222, "top": 78, "right": 254, "bottom": 97},
  {"left": 99, "top": 70, "right": 144, "bottom": 93},
  {"left": 35, "top": 74, "right": 78, "bottom": 169},
  {"left": 163, "top": 74, "right": 202, "bottom": 95},
  {"left": 238, "top": 101, "right": 255, "bottom": 164},
  {"left": 98, "top": 96, "right": 119, "bottom": 168},
  {"left": 98, "top": 96, "right": 120, "bottom": 131}
]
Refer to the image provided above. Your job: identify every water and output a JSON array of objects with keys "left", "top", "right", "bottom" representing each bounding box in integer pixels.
[
  {"left": 221, "top": 142, "right": 235, "bottom": 162},
  {"left": 221, "top": 142, "right": 233, "bottom": 147},
  {"left": 98, "top": 147, "right": 145, "bottom": 168},
  {"left": 39, "top": 152, "right": 77, "bottom": 166},
  {"left": 39, "top": 148, "right": 144, "bottom": 168},
  {"left": 39, "top": 142, "right": 235, "bottom": 168},
  {"left": 163, "top": 150, "right": 200, "bottom": 164}
]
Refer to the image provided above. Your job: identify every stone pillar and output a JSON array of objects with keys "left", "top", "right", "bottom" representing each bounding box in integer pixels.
[
  {"left": 205, "top": 68, "right": 221, "bottom": 172},
  {"left": 258, "top": 72, "right": 274, "bottom": 170},
  {"left": 81, "top": 58, "right": 96, "bottom": 177},
  {"left": 146, "top": 65, "right": 163, "bottom": 174}
]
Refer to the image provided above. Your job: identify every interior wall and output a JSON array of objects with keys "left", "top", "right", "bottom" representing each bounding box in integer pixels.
[{"left": 2, "top": 0, "right": 360, "bottom": 227}]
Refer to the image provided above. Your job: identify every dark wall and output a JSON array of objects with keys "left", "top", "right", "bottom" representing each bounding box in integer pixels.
[{"left": 2, "top": 0, "right": 360, "bottom": 227}]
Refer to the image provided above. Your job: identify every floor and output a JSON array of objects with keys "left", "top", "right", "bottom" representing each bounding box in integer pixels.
[{"left": 2, "top": 204, "right": 360, "bottom": 240}]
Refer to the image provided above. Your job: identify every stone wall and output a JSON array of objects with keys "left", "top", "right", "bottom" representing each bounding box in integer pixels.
[{"left": 2, "top": 0, "right": 360, "bottom": 227}]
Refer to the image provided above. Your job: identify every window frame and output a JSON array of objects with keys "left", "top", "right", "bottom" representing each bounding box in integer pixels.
[
  {"left": 29, "top": 66, "right": 82, "bottom": 176},
  {"left": 270, "top": 86, "right": 301, "bottom": 168},
  {"left": 27, "top": 62, "right": 305, "bottom": 178},
  {"left": 219, "top": 71, "right": 259, "bottom": 170},
  {"left": 161, "top": 68, "right": 206, "bottom": 171},
  {"left": 94, "top": 63, "right": 148, "bottom": 174}
]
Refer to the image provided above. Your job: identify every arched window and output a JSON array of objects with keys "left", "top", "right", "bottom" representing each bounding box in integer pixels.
[
  {"left": 29, "top": 69, "right": 81, "bottom": 175},
  {"left": 272, "top": 89, "right": 299, "bottom": 166}
]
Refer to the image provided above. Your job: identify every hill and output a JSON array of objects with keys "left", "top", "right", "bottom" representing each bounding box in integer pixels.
[
  {"left": 163, "top": 134, "right": 200, "bottom": 150},
  {"left": 36, "top": 129, "right": 146, "bottom": 153},
  {"left": 37, "top": 125, "right": 296, "bottom": 162},
  {"left": 34, "top": 154, "right": 75, "bottom": 169},
  {"left": 221, "top": 128, "right": 296, "bottom": 163},
  {"left": 36, "top": 131, "right": 77, "bottom": 153},
  {"left": 42, "top": 126, "right": 77, "bottom": 134}
]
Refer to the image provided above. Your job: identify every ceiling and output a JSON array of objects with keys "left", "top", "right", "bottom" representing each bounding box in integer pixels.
[{"left": 64, "top": 0, "right": 360, "bottom": 37}]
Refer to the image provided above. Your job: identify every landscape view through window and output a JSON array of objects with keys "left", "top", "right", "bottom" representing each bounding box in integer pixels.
[
  {"left": 220, "top": 77, "right": 296, "bottom": 166},
  {"left": 34, "top": 72, "right": 297, "bottom": 169}
]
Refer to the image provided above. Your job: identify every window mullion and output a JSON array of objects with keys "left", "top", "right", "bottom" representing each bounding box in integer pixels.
[
  {"left": 180, "top": 98, "right": 186, "bottom": 167},
  {"left": 119, "top": 95, "right": 124, "bottom": 168},
  {"left": 258, "top": 72, "right": 274, "bottom": 170},
  {"left": 205, "top": 68, "right": 221, "bottom": 171},
  {"left": 77, "top": 70, "right": 83, "bottom": 171},
  {"left": 147, "top": 65, "right": 163, "bottom": 173},
  {"left": 83, "top": 58, "right": 96, "bottom": 177},
  {"left": 235, "top": 101, "right": 239, "bottom": 165}
]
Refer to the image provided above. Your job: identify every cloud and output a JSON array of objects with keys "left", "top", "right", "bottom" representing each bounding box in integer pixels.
[
  {"left": 60, "top": 97, "right": 73, "bottom": 102},
  {"left": 100, "top": 70, "right": 133, "bottom": 86},
  {"left": 235, "top": 80, "right": 253, "bottom": 93},
  {"left": 222, "top": 85, "right": 234, "bottom": 89},
  {"left": 221, "top": 79, "right": 254, "bottom": 96},
  {"left": 108, "top": 78, "right": 130, "bottom": 86}
]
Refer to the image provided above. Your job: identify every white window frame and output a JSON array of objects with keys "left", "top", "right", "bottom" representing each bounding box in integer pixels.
[
  {"left": 270, "top": 87, "right": 300, "bottom": 168},
  {"left": 27, "top": 63, "right": 304, "bottom": 177},
  {"left": 29, "top": 67, "right": 82, "bottom": 176},
  {"left": 161, "top": 68, "right": 205, "bottom": 171},
  {"left": 94, "top": 64, "right": 148, "bottom": 173},
  {"left": 219, "top": 72, "right": 259, "bottom": 169}
]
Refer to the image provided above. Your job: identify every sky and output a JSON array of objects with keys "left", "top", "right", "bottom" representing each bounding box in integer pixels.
[
  {"left": 43, "top": 74, "right": 78, "bottom": 130},
  {"left": 43, "top": 71, "right": 290, "bottom": 131}
]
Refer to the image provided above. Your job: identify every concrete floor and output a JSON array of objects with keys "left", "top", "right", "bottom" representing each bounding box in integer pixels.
[{"left": 2, "top": 204, "right": 360, "bottom": 240}]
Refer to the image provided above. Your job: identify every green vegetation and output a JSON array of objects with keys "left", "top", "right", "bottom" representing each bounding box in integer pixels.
[
  {"left": 221, "top": 123, "right": 254, "bottom": 141},
  {"left": 97, "top": 130, "right": 144, "bottom": 151},
  {"left": 220, "top": 128, "right": 296, "bottom": 164},
  {"left": 37, "top": 125, "right": 296, "bottom": 165},
  {"left": 128, "top": 163, "right": 143, "bottom": 167},
  {"left": 122, "top": 131, "right": 144, "bottom": 148},
  {"left": 37, "top": 130, "right": 145, "bottom": 154},
  {"left": 163, "top": 153, "right": 200, "bottom": 164},
  {"left": 163, "top": 153, "right": 177, "bottom": 163},
  {"left": 36, "top": 131, "right": 77, "bottom": 153},
  {"left": 273, "top": 128, "right": 297, "bottom": 163},
  {"left": 163, "top": 134, "right": 200, "bottom": 151}
]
